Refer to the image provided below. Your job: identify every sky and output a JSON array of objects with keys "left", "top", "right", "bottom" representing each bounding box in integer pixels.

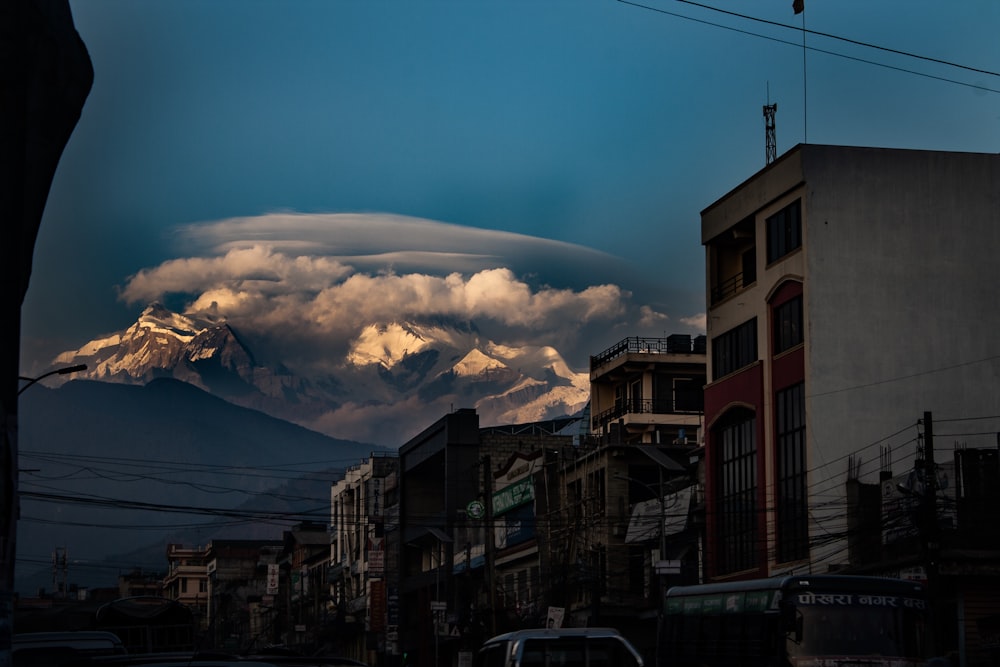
[{"left": 20, "top": 0, "right": 1000, "bottom": 379}]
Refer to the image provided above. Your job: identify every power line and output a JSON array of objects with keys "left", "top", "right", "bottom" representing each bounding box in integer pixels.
[
  {"left": 614, "top": 0, "right": 1000, "bottom": 95},
  {"left": 673, "top": 0, "right": 1000, "bottom": 78}
]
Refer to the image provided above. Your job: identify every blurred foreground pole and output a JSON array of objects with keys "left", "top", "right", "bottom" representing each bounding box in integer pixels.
[{"left": 0, "top": 0, "right": 92, "bottom": 661}]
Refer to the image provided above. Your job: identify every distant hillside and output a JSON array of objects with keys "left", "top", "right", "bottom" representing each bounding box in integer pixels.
[{"left": 15, "top": 379, "right": 382, "bottom": 594}]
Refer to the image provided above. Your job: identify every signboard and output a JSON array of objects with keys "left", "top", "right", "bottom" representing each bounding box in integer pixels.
[
  {"left": 266, "top": 563, "right": 279, "bottom": 595},
  {"left": 368, "top": 536, "right": 385, "bottom": 577},
  {"left": 492, "top": 478, "right": 534, "bottom": 516},
  {"left": 466, "top": 500, "right": 485, "bottom": 520},
  {"left": 369, "top": 580, "right": 386, "bottom": 632},
  {"left": 654, "top": 559, "right": 681, "bottom": 575},
  {"left": 546, "top": 606, "right": 565, "bottom": 628},
  {"left": 495, "top": 502, "right": 535, "bottom": 549}
]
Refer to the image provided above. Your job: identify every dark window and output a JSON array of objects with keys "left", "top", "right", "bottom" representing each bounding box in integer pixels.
[
  {"left": 715, "top": 410, "right": 757, "bottom": 574},
  {"left": 673, "top": 377, "right": 705, "bottom": 412},
  {"left": 776, "top": 383, "right": 808, "bottom": 562},
  {"left": 741, "top": 247, "right": 757, "bottom": 287},
  {"left": 773, "top": 295, "right": 803, "bottom": 354},
  {"left": 712, "top": 319, "right": 758, "bottom": 380},
  {"left": 766, "top": 199, "right": 802, "bottom": 263}
]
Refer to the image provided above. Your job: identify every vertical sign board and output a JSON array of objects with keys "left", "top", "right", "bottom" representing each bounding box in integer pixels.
[
  {"left": 368, "top": 536, "right": 385, "bottom": 577},
  {"left": 266, "top": 563, "right": 280, "bottom": 595},
  {"left": 369, "top": 579, "right": 386, "bottom": 632}
]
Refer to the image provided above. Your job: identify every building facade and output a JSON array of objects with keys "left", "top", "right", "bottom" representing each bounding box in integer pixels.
[
  {"left": 163, "top": 543, "right": 209, "bottom": 630},
  {"left": 700, "top": 144, "right": 1000, "bottom": 663},
  {"left": 329, "top": 453, "right": 400, "bottom": 664}
]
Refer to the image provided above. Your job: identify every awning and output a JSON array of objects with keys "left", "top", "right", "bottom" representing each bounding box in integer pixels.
[
  {"left": 638, "top": 446, "right": 686, "bottom": 472},
  {"left": 625, "top": 485, "right": 693, "bottom": 544}
]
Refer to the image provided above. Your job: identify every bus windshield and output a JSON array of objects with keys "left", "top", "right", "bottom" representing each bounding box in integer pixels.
[{"left": 786, "top": 592, "right": 928, "bottom": 667}]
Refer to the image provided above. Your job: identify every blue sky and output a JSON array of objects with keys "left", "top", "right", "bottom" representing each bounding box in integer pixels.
[{"left": 21, "top": 0, "right": 999, "bottom": 376}]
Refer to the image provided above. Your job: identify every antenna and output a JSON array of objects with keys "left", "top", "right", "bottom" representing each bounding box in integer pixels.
[{"left": 763, "top": 83, "right": 777, "bottom": 165}]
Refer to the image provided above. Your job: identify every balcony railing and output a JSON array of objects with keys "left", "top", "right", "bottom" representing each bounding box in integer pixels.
[
  {"left": 591, "top": 396, "right": 703, "bottom": 431},
  {"left": 711, "top": 271, "right": 744, "bottom": 305},
  {"left": 590, "top": 335, "right": 705, "bottom": 370}
]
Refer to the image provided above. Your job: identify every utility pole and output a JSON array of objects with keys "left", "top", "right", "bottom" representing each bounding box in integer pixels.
[
  {"left": 482, "top": 455, "right": 497, "bottom": 636},
  {"left": 922, "top": 411, "right": 940, "bottom": 657}
]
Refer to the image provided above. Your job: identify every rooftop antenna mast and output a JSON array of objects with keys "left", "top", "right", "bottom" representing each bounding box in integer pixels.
[{"left": 763, "top": 83, "right": 777, "bottom": 165}]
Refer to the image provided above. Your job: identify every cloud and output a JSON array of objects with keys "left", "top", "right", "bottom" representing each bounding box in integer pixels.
[
  {"left": 680, "top": 313, "right": 707, "bottom": 332},
  {"left": 173, "top": 212, "right": 613, "bottom": 276},
  {"left": 118, "top": 213, "right": 656, "bottom": 372}
]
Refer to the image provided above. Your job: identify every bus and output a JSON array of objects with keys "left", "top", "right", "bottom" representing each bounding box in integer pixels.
[
  {"left": 94, "top": 596, "right": 196, "bottom": 655},
  {"left": 659, "top": 575, "right": 929, "bottom": 667}
]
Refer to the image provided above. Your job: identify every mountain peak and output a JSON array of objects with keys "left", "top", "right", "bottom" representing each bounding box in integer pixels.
[{"left": 53, "top": 305, "right": 590, "bottom": 446}]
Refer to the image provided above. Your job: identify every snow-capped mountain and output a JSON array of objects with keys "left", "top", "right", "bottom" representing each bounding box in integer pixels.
[{"left": 52, "top": 304, "right": 590, "bottom": 445}]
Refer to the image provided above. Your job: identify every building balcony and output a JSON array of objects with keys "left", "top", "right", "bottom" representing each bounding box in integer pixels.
[
  {"left": 590, "top": 335, "right": 706, "bottom": 372},
  {"left": 591, "top": 397, "right": 704, "bottom": 432}
]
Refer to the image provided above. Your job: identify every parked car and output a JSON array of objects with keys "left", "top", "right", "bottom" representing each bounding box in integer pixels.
[
  {"left": 474, "top": 627, "right": 644, "bottom": 667},
  {"left": 13, "top": 630, "right": 127, "bottom": 666}
]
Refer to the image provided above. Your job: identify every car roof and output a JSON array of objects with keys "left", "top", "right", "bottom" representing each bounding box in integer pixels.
[{"left": 482, "top": 627, "right": 626, "bottom": 644}]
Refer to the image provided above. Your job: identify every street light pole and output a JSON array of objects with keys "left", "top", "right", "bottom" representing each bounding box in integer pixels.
[{"left": 17, "top": 363, "right": 87, "bottom": 396}]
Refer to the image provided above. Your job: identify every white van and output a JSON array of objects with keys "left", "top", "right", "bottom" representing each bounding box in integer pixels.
[{"left": 474, "top": 628, "right": 644, "bottom": 667}]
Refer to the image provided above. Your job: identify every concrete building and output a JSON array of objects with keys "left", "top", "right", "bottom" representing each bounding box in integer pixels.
[
  {"left": 329, "top": 453, "right": 399, "bottom": 664},
  {"left": 589, "top": 334, "right": 706, "bottom": 446},
  {"left": 204, "top": 539, "right": 282, "bottom": 651},
  {"left": 396, "top": 410, "right": 583, "bottom": 667},
  {"left": 163, "top": 543, "right": 209, "bottom": 629},
  {"left": 700, "top": 145, "right": 1000, "bottom": 662}
]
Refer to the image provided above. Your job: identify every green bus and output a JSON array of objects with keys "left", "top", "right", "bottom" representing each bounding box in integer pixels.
[{"left": 659, "top": 575, "right": 929, "bottom": 667}]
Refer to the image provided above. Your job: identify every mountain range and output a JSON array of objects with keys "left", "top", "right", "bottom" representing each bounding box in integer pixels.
[
  {"left": 51, "top": 303, "right": 591, "bottom": 446},
  {"left": 16, "top": 303, "right": 589, "bottom": 594}
]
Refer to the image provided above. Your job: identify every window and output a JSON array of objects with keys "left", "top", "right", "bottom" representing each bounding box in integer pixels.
[
  {"left": 773, "top": 295, "right": 803, "bottom": 354},
  {"left": 766, "top": 199, "right": 801, "bottom": 263},
  {"left": 673, "top": 377, "right": 705, "bottom": 412},
  {"left": 712, "top": 319, "right": 758, "bottom": 380},
  {"left": 715, "top": 410, "right": 757, "bottom": 574},
  {"left": 776, "top": 383, "right": 808, "bottom": 562},
  {"left": 741, "top": 247, "right": 757, "bottom": 287}
]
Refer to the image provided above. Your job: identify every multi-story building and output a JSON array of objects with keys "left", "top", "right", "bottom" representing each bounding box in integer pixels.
[
  {"left": 204, "top": 539, "right": 282, "bottom": 651},
  {"left": 700, "top": 144, "right": 1000, "bottom": 663},
  {"left": 480, "top": 422, "right": 581, "bottom": 635},
  {"left": 329, "top": 453, "right": 399, "bottom": 664},
  {"left": 118, "top": 568, "right": 163, "bottom": 599},
  {"left": 589, "top": 334, "right": 706, "bottom": 446},
  {"left": 396, "top": 410, "right": 585, "bottom": 667},
  {"left": 280, "top": 521, "right": 333, "bottom": 650},
  {"left": 163, "top": 543, "right": 209, "bottom": 629}
]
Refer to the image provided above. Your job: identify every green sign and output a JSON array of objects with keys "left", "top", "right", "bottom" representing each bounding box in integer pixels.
[
  {"left": 667, "top": 590, "right": 776, "bottom": 615},
  {"left": 466, "top": 500, "right": 485, "bottom": 520},
  {"left": 492, "top": 478, "right": 534, "bottom": 515}
]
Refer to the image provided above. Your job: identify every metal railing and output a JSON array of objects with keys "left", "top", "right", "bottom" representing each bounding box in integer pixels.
[
  {"left": 590, "top": 335, "right": 705, "bottom": 370},
  {"left": 591, "top": 397, "right": 703, "bottom": 431},
  {"left": 711, "top": 271, "right": 744, "bottom": 305}
]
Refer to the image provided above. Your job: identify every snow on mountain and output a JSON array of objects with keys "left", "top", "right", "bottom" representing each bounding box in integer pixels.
[
  {"left": 52, "top": 304, "right": 590, "bottom": 445},
  {"left": 452, "top": 348, "right": 508, "bottom": 377}
]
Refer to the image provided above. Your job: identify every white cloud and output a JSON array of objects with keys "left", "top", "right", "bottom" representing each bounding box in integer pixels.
[
  {"left": 680, "top": 313, "right": 707, "bottom": 332},
  {"left": 117, "top": 212, "right": 693, "bottom": 373}
]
